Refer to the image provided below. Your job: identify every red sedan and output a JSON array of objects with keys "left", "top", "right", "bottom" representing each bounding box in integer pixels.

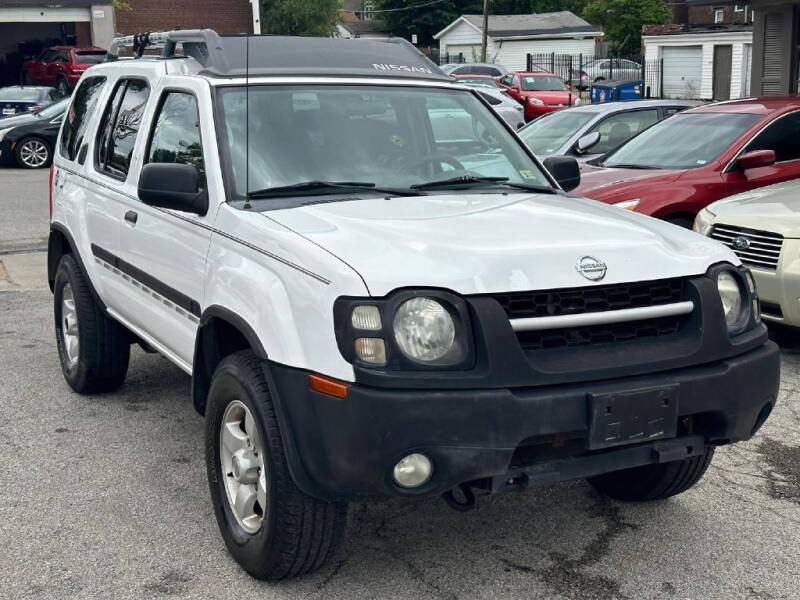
[
  {"left": 575, "top": 97, "right": 800, "bottom": 227},
  {"left": 22, "top": 46, "right": 106, "bottom": 96},
  {"left": 496, "top": 71, "right": 581, "bottom": 120}
]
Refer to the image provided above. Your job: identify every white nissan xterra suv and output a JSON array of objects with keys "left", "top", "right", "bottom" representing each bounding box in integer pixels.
[{"left": 48, "top": 30, "right": 780, "bottom": 580}]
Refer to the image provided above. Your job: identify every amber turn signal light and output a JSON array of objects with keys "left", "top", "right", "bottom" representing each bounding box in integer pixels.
[{"left": 309, "top": 374, "right": 350, "bottom": 399}]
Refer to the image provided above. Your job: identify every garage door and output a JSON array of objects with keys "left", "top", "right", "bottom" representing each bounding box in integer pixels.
[
  {"left": 446, "top": 44, "right": 479, "bottom": 62},
  {"left": 662, "top": 46, "right": 702, "bottom": 99},
  {"left": 0, "top": 7, "right": 90, "bottom": 22}
]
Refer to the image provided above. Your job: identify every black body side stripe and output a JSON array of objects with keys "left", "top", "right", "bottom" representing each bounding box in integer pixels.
[{"left": 91, "top": 244, "right": 202, "bottom": 317}]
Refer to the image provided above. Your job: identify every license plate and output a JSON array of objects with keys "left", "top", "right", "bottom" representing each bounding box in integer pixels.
[
  {"left": 2, "top": 108, "right": 15, "bottom": 116},
  {"left": 587, "top": 385, "right": 678, "bottom": 450}
]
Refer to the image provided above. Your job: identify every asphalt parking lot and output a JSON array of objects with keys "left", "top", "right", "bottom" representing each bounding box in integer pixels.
[{"left": 1, "top": 168, "right": 799, "bottom": 600}]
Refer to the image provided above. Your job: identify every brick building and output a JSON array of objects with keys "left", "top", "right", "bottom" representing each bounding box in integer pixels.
[{"left": 115, "top": 0, "right": 256, "bottom": 35}]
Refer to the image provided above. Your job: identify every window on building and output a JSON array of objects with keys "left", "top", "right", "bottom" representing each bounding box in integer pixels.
[
  {"left": 362, "top": 0, "right": 374, "bottom": 20},
  {"left": 734, "top": 4, "right": 744, "bottom": 12},
  {"left": 715, "top": 8, "right": 725, "bottom": 23}
]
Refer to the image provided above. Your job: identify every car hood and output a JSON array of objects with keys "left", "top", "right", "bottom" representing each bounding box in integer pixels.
[
  {"left": 522, "top": 90, "right": 574, "bottom": 103},
  {"left": 709, "top": 180, "right": 800, "bottom": 238},
  {"left": 574, "top": 164, "right": 684, "bottom": 204},
  {"left": 0, "top": 112, "right": 37, "bottom": 127},
  {"left": 265, "top": 193, "right": 735, "bottom": 296}
]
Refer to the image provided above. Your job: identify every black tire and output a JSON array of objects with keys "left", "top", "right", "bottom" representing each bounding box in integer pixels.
[
  {"left": 664, "top": 216, "right": 694, "bottom": 229},
  {"left": 206, "top": 350, "right": 347, "bottom": 580},
  {"left": 15, "top": 137, "right": 52, "bottom": 169},
  {"left": 588, "top": 447, "right": 715, "bottom": 501},
  {"left": 54, "top": 254, "right": 130, "bottom": 393},
  {"left": 56, "top": 75, "right": 69, "bottom": 98}
]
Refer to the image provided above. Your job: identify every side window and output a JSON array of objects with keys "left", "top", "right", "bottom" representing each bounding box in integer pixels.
[
  {"left": 59, "top": 76, "right": 106, "bottom": 161},
  {"left": 95, "top": 79, "right": 150, "bottom": 178},
  {"left": 664, "top": 106, "right": 683, "bottom": 116},
  {"left": 146, "top": 92, "right": 206, "bottom": 189},
  {"left": 589, "top": 109, "right": 659, "bottom": 155},
  {"left": 746, "top": 111, "right": 800, "bottom": 162},
  {"left": 41, "top": 50, "right": 56, "bottom": 62},
  {"left": 501, "top": 74, "right": 512, "bottom": 86},
  {"left": 511, "top": 74, "right": 519, "bottom": 87}
]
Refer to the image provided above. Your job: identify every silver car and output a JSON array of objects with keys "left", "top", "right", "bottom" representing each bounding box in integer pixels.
[
  {"left": 572, "top": 58, "right": 642, "bottom": 89},
  {"left": 518, "top": 99, "right": 703, "bottom": 162},
  {"left": 465, "top": 86, "right": 525, "bottom": 130},
  {"left": 440, "top": 62, "right": 508, "bottom": 78}
]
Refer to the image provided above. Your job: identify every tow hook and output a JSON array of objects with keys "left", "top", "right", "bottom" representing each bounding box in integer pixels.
[{"left": 442, "top": 484, "right": 476, "bottom": 511}]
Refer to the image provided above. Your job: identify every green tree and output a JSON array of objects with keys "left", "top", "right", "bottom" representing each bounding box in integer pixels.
[
  {"left": 262, "top": 0, "right": 342, "bottom": 36},
  {"left": 582, "top": 0, "right": 670, "bottom": 54}
]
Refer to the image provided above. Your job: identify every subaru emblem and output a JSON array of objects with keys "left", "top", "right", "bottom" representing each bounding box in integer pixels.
[
  {"left": 733, "top": 236, "right": 751, "bottom": 250},
  {"left": 576, "top": 256, "right": 607, "bottom": 281}
]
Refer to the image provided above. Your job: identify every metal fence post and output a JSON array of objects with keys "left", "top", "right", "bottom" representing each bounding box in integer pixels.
[
  {"left": 526, "top": 53, "right": 531, "bottom": 72},
  {"left": 659, "top": 58, "right": 664, "bottom": 98},
  {"left": 550, "top": 52, "right": 555, "bottom": 73}
]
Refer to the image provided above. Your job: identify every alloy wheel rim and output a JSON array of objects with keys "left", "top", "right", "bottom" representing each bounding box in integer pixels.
[
  {"left": 61, "top": 283, "right": 79, "bottom": 368},
  {"left": 20, "top": 140, "right": 48, "bottom": 168},
  {"left": 220, "top": 400, "right": 268, "bottom": 534}
]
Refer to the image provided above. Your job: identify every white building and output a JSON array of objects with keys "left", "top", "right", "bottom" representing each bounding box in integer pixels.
[
  {"left": 642, "top": 26, "right": 753, "bottom": 100},
  {"left": 434, "top": 12, "right": 603, "bottom": 72}
]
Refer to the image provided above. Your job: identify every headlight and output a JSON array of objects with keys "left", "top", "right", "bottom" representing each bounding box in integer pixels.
[
  {"left": 393, "top": 297, "right": 455, "bottom": 362},
  {"left": 717, "top": 270, "right": 746, "bottom": 329},
  {"left": 614, "top": 199, "right": 640, "bottom": 211},
  {"left": 0, "top": 128, "right": 11, "bottom": 142},
  {"left": 693, "top": 207, "right": 716, "bottom": 235},
  {"left": 528, "top": 97, "right": 544, "bottom": 105},
  {"left": 573, "top": 97, "right": 582, "bottom": 106}
]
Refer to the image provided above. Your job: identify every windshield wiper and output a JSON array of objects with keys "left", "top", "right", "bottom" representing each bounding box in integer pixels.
[
  {"left": 411, "top": 175, "right": 555, "bottom": 193},
  {"left": 247, "top": 180, "right": 424, "bottom": 199}
]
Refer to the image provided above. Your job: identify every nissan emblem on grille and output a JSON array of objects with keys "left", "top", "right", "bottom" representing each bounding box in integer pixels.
[
  {"left": 733, "top": 236, "right": 751, "bottom": 250},
  {"left": 576, "top": 256, "right": 607, "bottom": 281}
]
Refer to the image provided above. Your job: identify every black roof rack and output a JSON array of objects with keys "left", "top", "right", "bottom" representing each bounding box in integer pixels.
[{"left": 106, "top": 29, "right": 449, "bottom": 82}]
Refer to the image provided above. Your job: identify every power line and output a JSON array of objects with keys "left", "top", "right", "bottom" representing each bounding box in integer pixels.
[{"left": 360, "top": 0, "right": 449, "bottom": 14}]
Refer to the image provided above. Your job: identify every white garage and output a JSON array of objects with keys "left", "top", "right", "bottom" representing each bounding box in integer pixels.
[{"left": 662, "top": 46, "right": 703, "bottom": 98}]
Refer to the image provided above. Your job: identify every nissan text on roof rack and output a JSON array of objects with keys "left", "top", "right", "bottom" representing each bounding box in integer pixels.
[{"left": 48, "top": 29, "right": 780, "bottom": 580}]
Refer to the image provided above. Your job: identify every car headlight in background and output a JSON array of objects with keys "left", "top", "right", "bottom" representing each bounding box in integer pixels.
[
  {"left": 573, "top": 97, "right": 582, "bottom": 106},
  {"left": 717, "top": 270, "right": 746, "bottom": 329},
  {"left": 528, "top": 97, "right": 544, "bottom": 105},
  {"left": 614, "top": 199, "right": 640, "bottom": 211},
  {"left": 393, "top": 297, "right": 455, "bottom": 362},
  {"left": 693, "top": 207, "right": 716, "bottom": 235}
]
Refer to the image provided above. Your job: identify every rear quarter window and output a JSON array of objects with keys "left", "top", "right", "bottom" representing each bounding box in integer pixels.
[{"left": 59, "top": 76, "right": 106, "bottom": 161}]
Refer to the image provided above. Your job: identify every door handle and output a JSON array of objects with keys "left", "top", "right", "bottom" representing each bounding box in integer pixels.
[{"left": 124, "top": 210, "right": 138, "bottom": 225}]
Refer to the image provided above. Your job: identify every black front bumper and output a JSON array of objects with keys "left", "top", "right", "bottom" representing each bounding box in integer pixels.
[{"left": 267, "top": 341, "right": 780, "bottom": 502}]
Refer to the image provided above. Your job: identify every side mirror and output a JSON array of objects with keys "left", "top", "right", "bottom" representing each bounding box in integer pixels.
[
  {"left": 736, "top": 149, "right": 775, "bottom": 171},
  {"left": 576, "top": 131, "right": 601, "bottom": 153},
  {"left": 543, "top": 156, "right": 581, "bottom": 192},
  {"left": 138, "top": 163, "right": 208, "bottom": 216}
]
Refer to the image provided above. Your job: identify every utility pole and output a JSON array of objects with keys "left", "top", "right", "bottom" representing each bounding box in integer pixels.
[{"left": 481, "top": 0, "right": 489, "bottom": 62}]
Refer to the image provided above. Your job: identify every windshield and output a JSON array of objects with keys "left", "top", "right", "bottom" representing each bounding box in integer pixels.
[
  {"left": 520, "top": 109, "right": 598, "bottom": 154},
  {"left": 75, "top": 51, "right": 106, "bottom": 64},
  {"left": 521, "top": 76, "right": 567, "bottom": 92},
  {"left": 0, "top": 87, "right": 42, "bottom": 102},
  {"left": 457, "top": 77, "right": 498, "bottom": 88},
  {"left": 217, "top": 85, "right": 551, "bottom": 199},
  {"left": 37, "top": 97, "right": 69, "bottom": 119},
  {"left": 601, "top": 112, "right": 762, "bottom": 169}
]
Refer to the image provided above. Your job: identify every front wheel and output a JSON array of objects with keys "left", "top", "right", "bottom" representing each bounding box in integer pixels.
[
  {"left": 206, "top": 350, "right": 347, "bottom": 580},
  {"left": 588, "top": 446, "right": 715, "bottom": 501}
]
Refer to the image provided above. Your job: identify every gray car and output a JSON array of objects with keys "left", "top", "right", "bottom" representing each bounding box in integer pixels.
[
  {"left": 440, "top": 62, "right": 508, "bottom": 78},
  {"left": 518, "top": 99, "right": 704, "bottom": 161}
]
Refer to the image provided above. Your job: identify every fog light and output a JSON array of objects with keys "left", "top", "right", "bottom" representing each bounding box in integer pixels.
[
  {"left": 392, "top": 453, "right": 433, "bottom": 488},
  {"left": 354, "top": 338, "right": 386, "bottom": 365}
]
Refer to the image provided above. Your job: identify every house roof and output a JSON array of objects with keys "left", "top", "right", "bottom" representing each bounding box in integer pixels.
[
  {"left": 434, "top": 12, "right": 602, "bottom": 40},
  {"left": 642, "top": 22, "right": 753, "bottom": 36},
  {"left": 338, "top": 19, "right": 392, "bottom": 35}
]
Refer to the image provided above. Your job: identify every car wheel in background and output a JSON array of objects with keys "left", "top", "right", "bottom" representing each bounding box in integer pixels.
[
  {"left": 15, "top": 137, "right": 52, "bottom": 169},
  {"left": 56, "top": 76, "right": 70, "bottom": 97},
  {"left": 53, "top": 254, "right": 130, "bottom": 393},
  {"left": 206, "top": 350, "right": 347, "bottom": 580},
  {"left": 664, "top": 216, "right": 693, "bottom": 229}
]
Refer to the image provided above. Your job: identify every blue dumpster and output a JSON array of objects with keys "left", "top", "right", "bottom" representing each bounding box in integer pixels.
[{"left": 590, "top": 79, "right": 644, "bottom": 104}]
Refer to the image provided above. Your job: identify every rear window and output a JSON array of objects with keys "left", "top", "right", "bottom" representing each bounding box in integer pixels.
[
  {"left": 75, "top": 51, "right": 106, "bottom": 65},
  {"left": 0, "top": 88, "right": 42, "bottom": 102}
]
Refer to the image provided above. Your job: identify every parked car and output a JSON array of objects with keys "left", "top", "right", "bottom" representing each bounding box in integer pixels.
[
  {"left": 50, "top": 29, "right": 779, "bottom": 581},
  {"left": 0, "top": 85, "right": 60, "bottom": 118},
  {"left": 456, "top": 77, "right": 525, "bottom": 129},
  {"left": 453, "top": 74, "right": 501, "bottom": 89},
  {"left": 496, "top": 71, "right": 581, "bottom": 120},
  {"left": 694, "top": 179, "right": 800, "bottom": 328},
  {"left": 0, "top": 97, "right": 69, "bottom": 168},
  {"left": 572, "top": 58, "right": 642, "bottom": 89},
  {"left": 21, "top": 46, "right": 106, "bottom": 96},
  {"left": 575, "top": 97, "right": 800, "bottom": 227},
  {"left": 518, "top": 100, "right": 703, "bottom": 161},
  {"left": 440, "top": 62, "right": 507, "bottom": 78}
]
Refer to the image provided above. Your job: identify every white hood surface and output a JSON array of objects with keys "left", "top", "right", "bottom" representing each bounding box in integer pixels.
[
  {"left": 708, "top": 180, "right": 800, "bottom": 238},
  {"left": 265, "top": 193, "right": 737, "bottom": 296}
]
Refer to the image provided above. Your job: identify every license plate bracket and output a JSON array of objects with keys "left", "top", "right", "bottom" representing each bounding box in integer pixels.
[{"left": 587, "top": 385, "right": 679, "bottom": 450}]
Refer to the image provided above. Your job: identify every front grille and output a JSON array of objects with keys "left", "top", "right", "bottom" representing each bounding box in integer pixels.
[
  {"left": 494, "top": 278, "right": 687, "bottom": 351},
  {"left": 710, "top": 224, "right": 783, "bottom": 270}
]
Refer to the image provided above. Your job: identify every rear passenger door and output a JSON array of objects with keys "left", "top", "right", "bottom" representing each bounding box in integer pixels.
[{"left": 115, "top": 79, "right": 217, "bottom": 367}]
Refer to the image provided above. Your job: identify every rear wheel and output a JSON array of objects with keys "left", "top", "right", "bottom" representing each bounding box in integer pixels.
[
  {"left": 15, "top": 137, "right": 52, "bottom": 169},
  {"left": 206, "top": 350, "right": 347, "bottom": 580},
  {"left": 54, "top": 254, "right": 130, "bottom": 393},
  {"left": 664, "top": 216, "right": 693, "bottom": 229},
  {"left": 588, "top": 447, "right": 715, "bottom": 501}
]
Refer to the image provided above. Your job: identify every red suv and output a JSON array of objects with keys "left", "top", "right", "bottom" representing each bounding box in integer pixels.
[
  {"left": 22, "top": 46, "right": 106, "bottom": 96},
  {"left": 496, "top": 71, "right": 580, "bottom": 120},
  {"left": 575, "top": 97, "right": 800, "bottom": 227}
]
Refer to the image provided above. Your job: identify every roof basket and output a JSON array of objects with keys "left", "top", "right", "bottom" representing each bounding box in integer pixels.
[{"left": 106, "top": 29, "right": 230, "bottom": 72}]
